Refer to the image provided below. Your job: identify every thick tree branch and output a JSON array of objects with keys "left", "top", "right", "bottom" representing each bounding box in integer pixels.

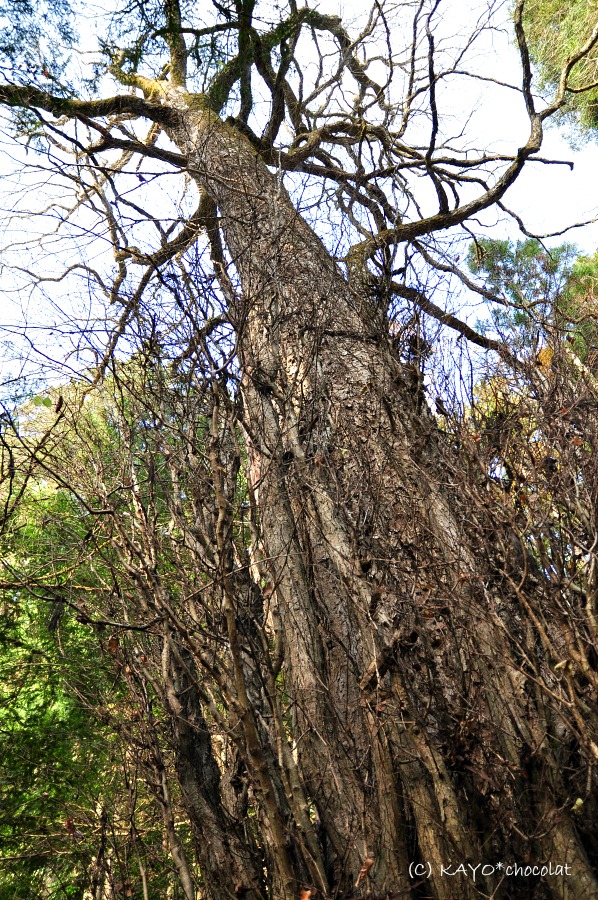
[
  {"left": 88, "top": 131, "right": 188, "bottom": 169},
  {"left": 164, "top": 0, "right": 188, "bottom": 87},
  {"left": 0, "top": 84, "right": 167, "bottom": 123}
]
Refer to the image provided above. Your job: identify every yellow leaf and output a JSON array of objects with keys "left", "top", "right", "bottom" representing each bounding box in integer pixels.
[{"left": 536, "top": 347, "right": 553, "bottom": 370}]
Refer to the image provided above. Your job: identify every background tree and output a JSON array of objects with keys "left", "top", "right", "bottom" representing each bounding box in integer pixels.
[
  {"left": 466, "top": 238, "right": 578, "bottom": 353},
  {"left": 0, "top": 404, "right": 202, "bottom": 900},
  {"left": 524, "top": 0, "right": 598, "bottom": 132},
  {"left": 1, "top": 1, "right": 598, "bottom": 898}
]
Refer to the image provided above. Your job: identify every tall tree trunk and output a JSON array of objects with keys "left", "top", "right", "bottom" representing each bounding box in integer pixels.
[{"left": 164, "top": 100, "right": 598, "bottom": 898}]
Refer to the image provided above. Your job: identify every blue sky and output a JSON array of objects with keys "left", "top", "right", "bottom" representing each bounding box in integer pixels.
[{"left": 1, "top": 0, "right": 597, "bottom": 399}]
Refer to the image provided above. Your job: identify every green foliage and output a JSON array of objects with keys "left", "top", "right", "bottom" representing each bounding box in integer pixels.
[
  {"left": 467, "top": 237, "right": 578, "bottom": 352},
  {"left": 0, "top": 466, "right": 112, "bottom": 897},
  {"left": 32, "top": 396, "right": 53, "bottom": 408},
  {"left": 524, "top": 0, "right": 598, "bottom": 133},
  {"left": 0, "top": 381, "right": 194, "bottom": 898},
  {"left": 0, "top": 0, "right": 75, "bottom": 86},
  {"left": 468, "top": 237, "right": 598, "bottom": 367},
  {"left": 558, "top": 249, "right": 598, "bottom": 360},
  {"left": 0, "top": 594, "right": 106, "bottom": 898}
]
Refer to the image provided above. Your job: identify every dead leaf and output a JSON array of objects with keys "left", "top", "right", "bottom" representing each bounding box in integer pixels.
[{"left": 355, "top": 856, "right": 375, "bottom": 887}]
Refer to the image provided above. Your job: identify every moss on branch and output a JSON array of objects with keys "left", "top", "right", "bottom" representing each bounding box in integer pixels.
[{"left": 0, "top": 84, "right": 169, "bottom": 123}]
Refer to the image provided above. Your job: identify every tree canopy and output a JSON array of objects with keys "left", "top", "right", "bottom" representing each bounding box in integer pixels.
[{"left": 525, "top": 0, "right": 598, "bottom": 133}]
